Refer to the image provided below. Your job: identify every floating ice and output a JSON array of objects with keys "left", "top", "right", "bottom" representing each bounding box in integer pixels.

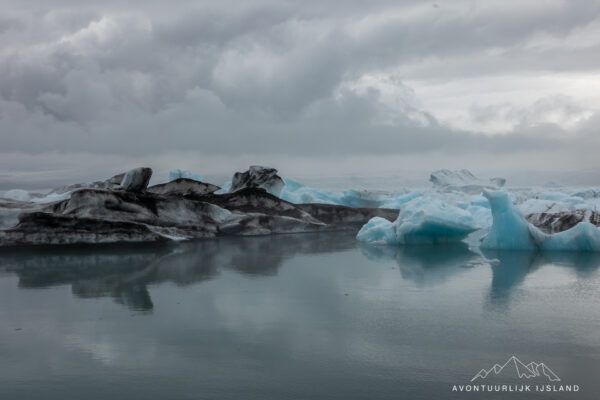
[
  {"left": 357, "top": 197, "right": 478, "bottom": 245},
  {"left": 481, "top": 189, "right": 600, "bottom": 252},
  {"left": 1, "top": 189, "right": 72, "bottom": 204},
  {"left": 169, "top": 169, "right": 203, "bottom": 182},
  {"left": 120, "top": 167, "right": 152, "bottom": 192},
  {"left": 430, "top": 169, "right": 479, "bottom": 187},
  {"left": 356, "top": 217, "right": 396, "bottom": 245},
  {"left": 230, "top": 166, "right": 285, "bottom": 196},
  {"left": 279, "top": 178, "right": 419, "bottom": 208},
  {"left": 2, "top": 189, "right": 30, "bottom": 202},
  {"left": 279, "top": 179, "right": 340, "bottom": 205},
  {"left": 379, "top": 190, "right": 421, "bottom": 209},
  {"left": 31, "top": 192, "right": 73, "bottom": 204},
  {"left": 215, "top": 181, "right": 231, "bottom": 194},
  {"left": 430, "top": 169, "right": 505, "bottom": 193}
]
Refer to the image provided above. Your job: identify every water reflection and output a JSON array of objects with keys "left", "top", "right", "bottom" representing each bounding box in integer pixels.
[
  {"left": 2, "top": 233, "right": 600, "bottom": 312},
  {"left": 360, "top": 243, "right": 479, "bottom": 286},
  {"left": 482, "top": 249, "right": 600, "bottom": 308},
  {"left": 362, "top": 243, "right": 600, "bottom": 307},
  {"left": 1, "top": 234, "right": 600, "bottom": 399},
  {"left": 0, "top": 232, "right": 358, "bottom": 311}
]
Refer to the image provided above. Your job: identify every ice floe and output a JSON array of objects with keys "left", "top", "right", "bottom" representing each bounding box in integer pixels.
[
  {"left": 482, "top": 189, "right": 600, "bottom": 252},
  {"left": 357, "top": 197, "right": 478, "bottom": 245}
]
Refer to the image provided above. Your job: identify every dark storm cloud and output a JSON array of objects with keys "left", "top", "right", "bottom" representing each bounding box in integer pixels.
[{"left": 1, "top": 0, "right": 600, "bottom": 183}]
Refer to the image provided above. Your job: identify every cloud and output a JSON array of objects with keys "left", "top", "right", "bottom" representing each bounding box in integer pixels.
[{"left": 0, "top": 0, "right": 599, "bottom": 185}]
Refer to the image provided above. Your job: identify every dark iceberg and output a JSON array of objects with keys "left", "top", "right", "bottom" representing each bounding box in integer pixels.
[{"left": 0, "top": 167, "right": 397, "bottom": 246}]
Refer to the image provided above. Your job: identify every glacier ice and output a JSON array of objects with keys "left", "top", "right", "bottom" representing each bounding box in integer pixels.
[
  {"left": 357, "top": 197, "right": 478, "bottom": 245},
  {"left": 279, "top": 178, "right": 340, "bottom": 204},
  {"left": 1, "top": 189, "right": 72, "bottom": 204},
  {"left": 120, "top": 167, "right": 153, "bottom": 192},
  {"left": 169, "top": 169, "right": 203, "bottom": 182},
  {"left": 481, "top": 189, "right": 600, "bottom": 252},
  {"left": 2, "top": 189, "right": 31, "bottom": 202},
  {"left": 279, "top": 178, "right": 419, "bottom": 209},
  {"left": 229, "top": 166, "right": 285, "bottom": 196},
  {"left": 31, "top": 192, "right": 73, "bottom": 204},
  {"left": 430, "top": 169, "right": 505, "bottom": 191},
  {"left": 481, "top": 190, "right": 540, "bottom": 250},
  {"left": 356, "top": 217, "right": 396, "bottom": 245},
  {"left": 379, "top": 190, "right": 421, "bottom": 209}
]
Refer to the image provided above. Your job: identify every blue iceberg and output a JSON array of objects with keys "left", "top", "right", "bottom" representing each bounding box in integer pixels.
[
  {"left": 169, "top": 169, "right": 203, "bottom": 182},
  {"left": 279, "top": 178, "right": 420, "bottom": 209},
  {"left": 357, "top": 197, "right": 478, "bottom": 245},
  {"left": 481, "top": 189, "right": 600, "bottom": 252}
]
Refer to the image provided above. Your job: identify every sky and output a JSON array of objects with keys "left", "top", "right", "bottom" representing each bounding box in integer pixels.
[{"left": 1, "top": 0, "right": 600, "bottom": 188}]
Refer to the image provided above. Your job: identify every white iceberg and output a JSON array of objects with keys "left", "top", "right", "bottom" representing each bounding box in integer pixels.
[
  {"left": 481, "top": 189, "right": 600, "bottom": 252},
  {"left": 357, "top": 197, "right": 478, "bottom": 245},
  {"left": 430, "top": 169, "right": 505, "bottom": 193}
]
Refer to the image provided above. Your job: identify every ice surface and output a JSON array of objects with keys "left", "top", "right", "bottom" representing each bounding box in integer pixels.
[
  {"left": 2, "top": 189, "right": 30, "bottom": 202},
  {"left": 279, "top": 178, "right": 418, "bottom": 209},
  {"left": 1, "top": 189, "right": 72, "bottom": 204},
  {"left": 229, "top": 166, "right": 285, "bottom": 196},
  {"left": 429, "top": 169, "right": 505, "bottom": 193},
  {"left": 481, "top": 190, "right": 540, "bottom": 250},
  {"left": 31, "top": 192, "right": 73, "bottom": 204},
  {"left": 481, "top": 189, "right": 600, "bottom": 252},
  {"left": 120, "top": 167, "right": 152, "bottom": 192},
  {"left": 379, "top": 190, "right": 421, "bottom": 209},
  {"left": 169, "top": 169, "right": 203, "bottom": 182},
  {"left": 357, "top": 197, "right": 478, "bottom": 245},
  {"left": 279, "top": 178, "right": 340, "bottom": 204},
  {"left": 430, "top": 169, "right": 479, "bottom": 186},
  {"left": 356, "top": 217, "right": 396, "bottom": 245},
  {"left": 215, "top": 181, "right": 232, "bottom": 194}
]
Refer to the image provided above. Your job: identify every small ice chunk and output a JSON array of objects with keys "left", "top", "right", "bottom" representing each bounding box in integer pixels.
[{"left": 356, "top": 217, "right": 396, "bottom": 245}]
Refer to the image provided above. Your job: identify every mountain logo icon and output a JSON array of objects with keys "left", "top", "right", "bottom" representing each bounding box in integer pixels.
[{"left": 471, "top": 356, "right": 561, "bottom": 382}]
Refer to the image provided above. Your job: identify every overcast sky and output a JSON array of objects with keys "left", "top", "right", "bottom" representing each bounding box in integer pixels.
[{"left": 1, "top": 0, "right": 600, "bottom": 188}]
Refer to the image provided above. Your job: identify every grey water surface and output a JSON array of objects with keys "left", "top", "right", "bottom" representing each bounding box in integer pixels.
[{"left": 0, "top": 232, "right": 599, "bottom": 399}]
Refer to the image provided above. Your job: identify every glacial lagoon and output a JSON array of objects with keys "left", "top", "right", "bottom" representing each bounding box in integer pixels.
[{"left": 0, "top": 232, "right": 599, "bottom": 399}]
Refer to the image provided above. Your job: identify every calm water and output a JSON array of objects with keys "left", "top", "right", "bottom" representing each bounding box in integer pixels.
[{"left": 0, "top": 232, "right": 599, "bottom": 399}]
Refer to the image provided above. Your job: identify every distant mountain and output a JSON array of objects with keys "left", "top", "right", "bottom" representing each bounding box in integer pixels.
[{"left": 471, "top": 356, "right": 560, "bottom": 382}]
